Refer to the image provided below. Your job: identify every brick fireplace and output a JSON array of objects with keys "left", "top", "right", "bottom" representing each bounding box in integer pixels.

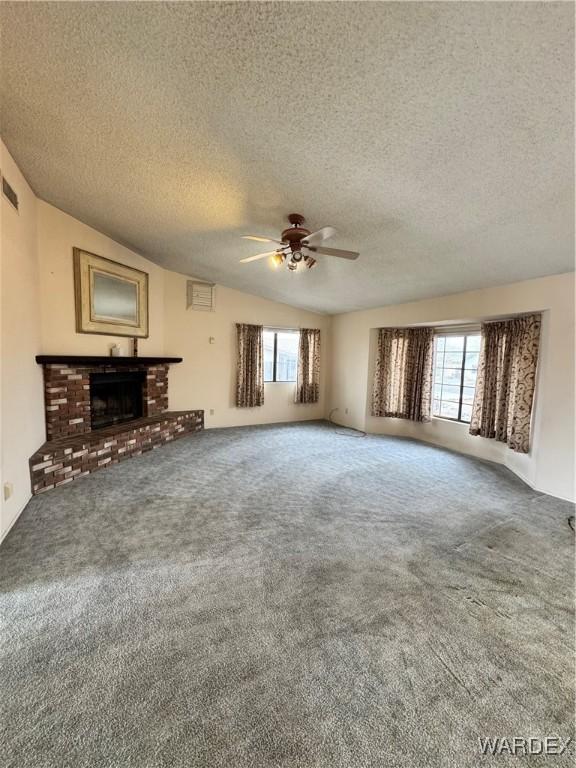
[
  {"left": 30, "top": 356, "right": 203, "bottom": 494},
  {"left": 41, "top": 358, "right": 171, "bottom": 440}
]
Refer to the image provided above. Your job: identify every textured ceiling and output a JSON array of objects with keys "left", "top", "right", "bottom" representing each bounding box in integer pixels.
[{"left": 0, "top": 2, "right": 573, "bottom": 314}]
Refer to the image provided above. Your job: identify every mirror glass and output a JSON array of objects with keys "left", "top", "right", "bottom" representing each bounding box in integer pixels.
[{"left": 92, "top": 271, "right": 138, "bottom": 323}]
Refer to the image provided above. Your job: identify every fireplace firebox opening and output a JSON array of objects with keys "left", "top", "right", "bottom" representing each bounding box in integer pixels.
[{"left": 90, "top": 371, "right": 145, "bottom": 430}]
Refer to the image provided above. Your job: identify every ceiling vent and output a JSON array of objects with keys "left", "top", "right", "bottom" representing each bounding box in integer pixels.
[
  {"left": 187, "top": 280, "right": 215, "bottom": 312},
  {"left": 1, "top": 174, "right": 19, "bottom": 211}
]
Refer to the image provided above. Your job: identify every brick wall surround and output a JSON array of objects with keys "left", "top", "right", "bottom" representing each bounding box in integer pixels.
[
  {"left": 43, "top": 363, "right": 170, "bottom": 440},
  {"left": 30, "top": 412, "right": 204, "bottom": 494},
  {"left": 31, "top": 360, "right": 203, "bottom": 494}
]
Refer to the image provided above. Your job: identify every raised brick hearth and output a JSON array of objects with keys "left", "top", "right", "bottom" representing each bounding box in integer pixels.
[
  {"left": 30, "top": 357, "right": 203, "bottom": 494},
  {"left": 30, "top": 412, "right": 203, "bottom": 494}
]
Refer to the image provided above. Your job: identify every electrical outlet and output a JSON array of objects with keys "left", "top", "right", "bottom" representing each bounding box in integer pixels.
[
  {"left": 3, "top": 482, "right": 13, "bottom": 501},
  {"left": 209, "top": 409, "right": 214, "bottom": 416}
]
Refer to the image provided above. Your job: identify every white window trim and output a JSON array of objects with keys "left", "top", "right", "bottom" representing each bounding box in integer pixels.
[
  {"left": 432, "top": 326, "right": 481, "bottom": 424},
  {"left": 263, "top": 327, "right": 300, "bottom": 384},
  {"left": 433, "top": 323, "right": 481, "bottom": 335}
]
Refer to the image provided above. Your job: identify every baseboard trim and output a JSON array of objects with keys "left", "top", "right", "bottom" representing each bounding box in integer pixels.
[
  {"left": 0, "top": 495, "right": 31, "bottom": 545},
  {"left": 362, "top": 426, "right": 574, "bottom": 504}
]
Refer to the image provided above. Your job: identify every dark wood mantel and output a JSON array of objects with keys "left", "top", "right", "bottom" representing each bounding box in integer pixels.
[{"left": 36, "top": 355, "right": 183, "bottom": 366}]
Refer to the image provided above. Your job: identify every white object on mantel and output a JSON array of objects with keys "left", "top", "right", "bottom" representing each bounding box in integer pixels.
[{"left": 109, "top": 344, "right": 121, "bottom": 357}]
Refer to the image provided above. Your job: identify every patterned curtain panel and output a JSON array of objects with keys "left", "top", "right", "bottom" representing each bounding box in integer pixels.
[
  {"left": 372, "top": 327, "right": 434, "bottom": 421},
  {"left": 295, "top": 329, "right": 321, "bottom": 404},
  {"left": 469, "top": 314, "right": 541, "bottom": 453},
  {"left": 235, "top": 323, "right": 264, "bottom": 407}
]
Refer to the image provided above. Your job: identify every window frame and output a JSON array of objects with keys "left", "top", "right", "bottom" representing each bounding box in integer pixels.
[
  {"left": 432, "top": 329, "right": 480, "bottom": 424},
  {"left": 263, "top": 328, "right": 299, "bottom": 383}
]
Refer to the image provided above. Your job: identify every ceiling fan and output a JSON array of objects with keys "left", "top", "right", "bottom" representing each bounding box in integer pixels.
[{"left": 240, "top": 213, "right": 359, "bottom": 271}]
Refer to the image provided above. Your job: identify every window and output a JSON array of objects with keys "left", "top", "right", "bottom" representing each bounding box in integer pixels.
[
  {"left": 264, "top": 329, "right": 299, "bottom": 382},
  {"left": 432, "top": 332, "right": 481, "bottom": 423}
]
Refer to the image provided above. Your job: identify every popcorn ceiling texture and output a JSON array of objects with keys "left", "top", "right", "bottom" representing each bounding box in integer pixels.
[{"left": 0, "top": 2, "right": 573, "bottom": 313}]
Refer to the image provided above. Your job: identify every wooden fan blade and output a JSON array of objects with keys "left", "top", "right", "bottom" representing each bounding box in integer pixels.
[
  {"left": 307, "top": 245, "right": 359, "bottom": 260},
  {"left": 301, "top": 226, "right": 336, "bottom": 247},
  {"left": 241, "top": 235, "right": 284, "bottom": 245},
  {"left": 239, "top": 250, "right": 279, "bottom": 264}
]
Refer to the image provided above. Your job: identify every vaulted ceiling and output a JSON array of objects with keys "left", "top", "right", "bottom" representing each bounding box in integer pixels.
[{"left": 0, "top": 2, "right": 573, "bottom": 313}]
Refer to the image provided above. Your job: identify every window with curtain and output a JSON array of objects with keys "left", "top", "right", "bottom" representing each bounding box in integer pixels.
[
  {"left": 295, "top": 328, "right": 321, "bottom": 404},
  {"left": 263, "top": 329, "right": 299, "bottom": 382},
  {"left": 469, "top": 314, "right": 541, "bottom": 453},
  {"left": 235, "top": 323, "right": 264, "bottom": 407},
  {"left": 372, "top": 327, "right": 434, "bottom": 421},
  {"left": 432, "top": 332, "right": 481, "bottom": 423}
]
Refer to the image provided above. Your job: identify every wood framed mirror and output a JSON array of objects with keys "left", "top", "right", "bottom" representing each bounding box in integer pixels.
[{"left": 73, "top": 248, "right": 149, "bottom": 337}]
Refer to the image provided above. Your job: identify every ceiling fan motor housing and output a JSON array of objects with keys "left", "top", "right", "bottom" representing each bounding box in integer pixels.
[
  {"left": 281, "top": 226, "right": 311, "bottom": 252},
  {"left": 281, "top": 213, "right": 310, "bottom": 254}
]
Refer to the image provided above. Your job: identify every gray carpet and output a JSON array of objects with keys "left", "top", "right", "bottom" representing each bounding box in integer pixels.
[{"left": 1, "top": 421, "right": 574, "bottom": 768}]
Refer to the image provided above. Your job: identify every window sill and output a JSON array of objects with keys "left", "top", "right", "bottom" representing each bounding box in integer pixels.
[
  {"left": 431, "top": 415, "right": 471, "bottom": 426},
  {"left": 264, "top": 381, "right": 296, "bottom": 385}
]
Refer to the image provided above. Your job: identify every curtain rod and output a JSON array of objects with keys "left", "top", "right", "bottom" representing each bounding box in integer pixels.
[{"left": 377, "top": 311, "right": 542, "bottom": 333}]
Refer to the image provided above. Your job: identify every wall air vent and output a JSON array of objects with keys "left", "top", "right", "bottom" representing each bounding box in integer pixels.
[
  {"left": 1, "top": 174, "right": 19, "bottom": 211},
  {"left": 187, "top": 280, "right": 215, "bottom": 312}
]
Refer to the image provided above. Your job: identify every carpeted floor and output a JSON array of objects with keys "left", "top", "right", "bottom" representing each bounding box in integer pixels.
[{"left": 1, "top": 421, "right": 574, "bottom": 767}]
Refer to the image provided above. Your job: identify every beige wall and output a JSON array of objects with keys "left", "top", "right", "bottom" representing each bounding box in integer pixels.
[
  {"left": 0, "top": 158, "right": 330, "bottom": 539},
  {"left": 37, "top": 201, "right": 166, "bottom": 357},
  {"left": 0, "top": 141, "right": 45, "bottom": 539},
  {"left": 37, "top": 203, "right": 330, "bottom": 427},
  {"left": 164, "top": 270, "right": 329, "bottom": 428},
  {"left": 328, "top": 273, "right": 575, "bottom": 501},
  {"left": 1, "top": 141, "right": 573, "bottom": 546}
]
